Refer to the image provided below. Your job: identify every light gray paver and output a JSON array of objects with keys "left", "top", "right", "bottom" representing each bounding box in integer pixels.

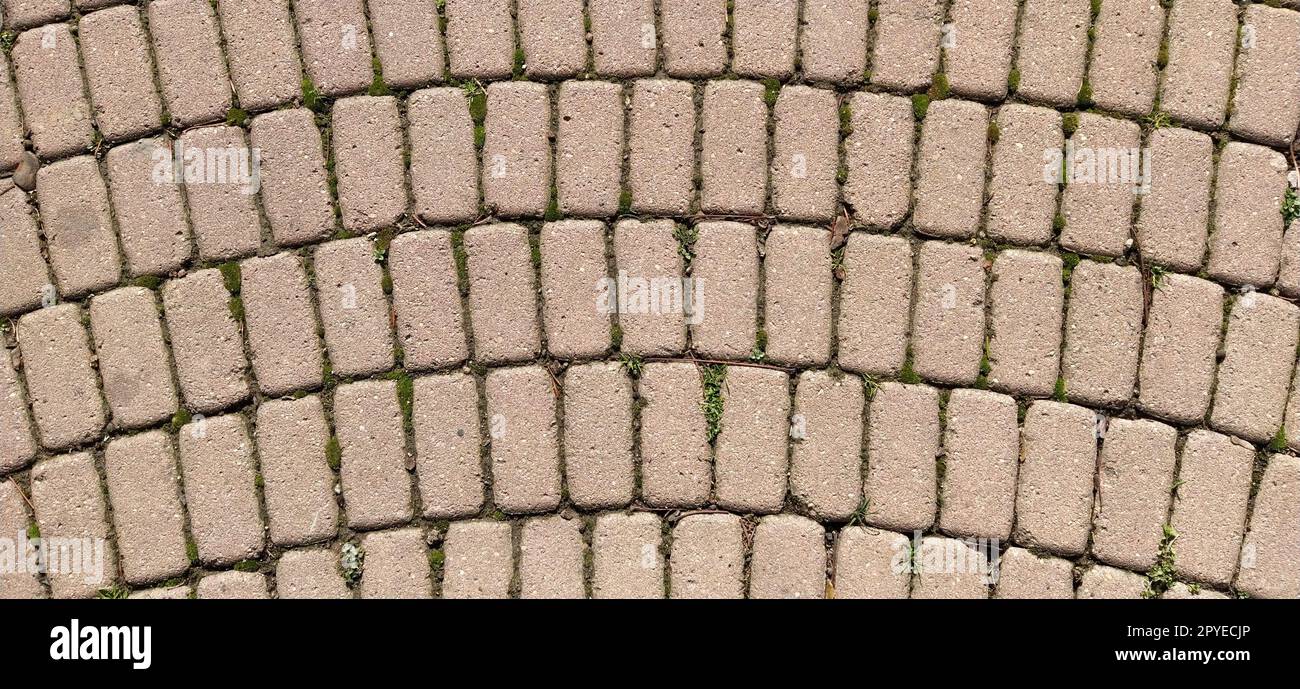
[
  {"left": 1090, "top": 419, "right": 1177, "bottom": 571},
  {"left": 464, "top": 223, "right": 542, "bottom": 364},
  {"left": 800, "top": 0, "right": 869, "bottom": 84},
  {"left": 628, "top": 80, "right": 697, "bottom": 215},
  {"left": 638, "top": 363, "right": 711, "bottom": 508},
  {"left": 31, "top": 453, "right": 114, "bottom": 598},
  {"left": 1077, "top": 565, "right": 1146, "bottom": 599},
  {"left": 443, "top": 521, "right": 513, "bottom": 599},
  {"left": 588, "top": 0, "right": 657, "bottom": 78},
  {"left": 105, "top": 139, "right": 192, "bottom": 277},
  {"left": 1205, "top": 142, "right": 1290, "bottom": 288},
  {"left": 993, "top": 548, "right": 1073, "bottom": 599},
  {"left": 1211, "top": 293, "right": 1300, "bottom": 444},
  {"left": 944, "top": 0, "right": 1018, "bottom": 101},
  {"left": 911, "top": 241, "right": 986, "bottom": 387},
  {"left": 844, "top": 92, "right": 914, "bottom": 230},
  {"left": 612, "top": 219, "right": 688, "bottom": 356},
  {"left": 35, "top": 156, "right": 122, "bottom": 298},
  {"left": 865, "top": 383, "right": 939, "bottom": 532},
  {"left": 0, "top": 350, "right": 37, "bottom": 474},
  {"left": 104, "top": 431, "right": 189, "bottom": 585},
  {"left": 0, "top": 184, "right": 49, "bottom": 316},
  {"left": 593, "top": 512, "right": 663, "bottom": 599},
  {"left": 764, "top": 225, "right": 833, "bottom": 366},
  {"left": 1160, "top": 0, "right": 1237, "bottom": 130},
  {"left": 938, "top": 389, "right": 1018, "bottom": 541},
  {"left": 412, "top": 373, "right": 483, "bottom": 519},
  {"left": 670, "top": 514, "right": 745, "bottom": 599},
  {"left": 749, "top": 515, "right": 825, "bottom": 600},
  {"left": 177, "top": 413, "right": 264, "bottom": 567},
  {"left": 517, "top": 0, "right": 586, "bottom": 79},
  {"left": 689, "top": 221, "right": 759, "bottom": 360},
  {"left": 1137, "top": 274, "right": 1224, "bottom": 425},
  {"left": 1013, "top": 0, "right": 1090, "bottom": 106},
  {"left": 1171, "top": 431, "right": 1253, "bottom": 587},
  {"left": 832, "top": 527, "right": 911, "bottom": 599},
  {"left": 408, "top": 88, "right": 479, "bottom": 225},
  {"left": 388, "top": 231, "right": 469, "bottom": 371},
  {"left": 790, "top": 371, "right": 864, "bottom": 521},
  {"left": 837, "top": 233, "right": 913, "bottom": 377},
  {"left": 177, "top": 126, "right": 261, "bottom": 262},
  {"left": 2, "top": 0, "right": 68, "bottom": 30},
  {"left": 1013, "top": 401, "right": 1097, "bottom": 557},
  {"left": 870, "top": 0, "right": 942, "bottom": 92},
  {"left": 162, "top": 270, "right": 250, "bottom": 414},
  {"left": 276, "top": 549, "right": 350, "bottom": 599},
  {"left": 0, "top": 479, "right": 42, "bottom": 597},
  {"left": 563, "top": 362, "right": 635, "bottom": 510},
  {"left": 1228, "top": 5, "right": 1300, "bottom": 146},
  {"left": 240, "top": 253, "right": 324, "bottom": 397},
  {"left": 910, "top": 536, "right": 989, "bottom": 599},
  {"left": 16, "top": 305, "right": 104, "bottom": 451},
  {"left": 444, "top": 0, "right": 514, "bottom": 80},
  {"left": 255, "top": 396, "right": 338, "bottom": 547},
  {"left": 197, "top": 572, "right": 269, "bottom": 599},
  {"left": 333, "top": 96, "right": 406, "bottom": 233},
  {"left": 732, "top": 0, "right": 799, "bottom": 79},
  {"left": 1135, "top": 127, "right": 1214, "bottom": 272},
  {"left": 1087, "top": 0, "right": 1164, "bottom": 117},
  {"left": 0, "top": 63, "right": 20, "bottom": 174},
  {"left": 988, "top": 250, "right": 1062, "bottom": 397},
  {"left": 485, "top": 366, "right": 561, "bottom": 514},
  {"left": 714, "top": 366, "right": 789, "bottom": 514},
  {"left": 985, "top": 104, "right": 1062, "bottom": 246},
  {"left": 334, "top": 381, "right": 412, "bottom": 530},
  {"left": 660, "top": 0, "right": 727, "bottom": 78},
  {"left": 1235, "top": 455, "right": 1300, "bottom": 599},
  {"left": 912, "top": 99, "right": 988, "bottom": 239},
  {"left": 1058, "top": 113, "right": 1141, "bottom": 258},
  {"left": 1061, "top": 261, "right": 1144, "bottom": 408},
  {"left": 88, "top": 287, "right": 177, "bottom": 430}
]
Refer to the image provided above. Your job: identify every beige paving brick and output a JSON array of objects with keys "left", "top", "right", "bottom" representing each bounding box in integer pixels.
[
  {"left": 276, "top": 549, "right": 350, "bottom": 599},
  {"left": 78, "top": 6, "right": 161, "bottom": 142},
  {"left": 368, "top": 0, "right": 445, "bottom": 89},
  {"left": 593, "top": 512, "right": 663, "bottom": 599},
  {"left": 800, "top": 0, "right": 870, "bottom": 84},
  {"left": 11, "top": 24, "right": 92, "bottom": 158},
  {"left": 864, "top": 383, "right": 939, "bottom": 531},
  {"left": 911, "top": 241, "right": 986, "bottom": 386},
  {"left": 1170, "top": 430, "right": 1253, "bottom": 587},
  {"left": 1278, "top": 220, "right": 1300, "bottom": 299},
  {"left": 588, "top": 0, "right": 657, "bottom": 78},
  {"left": 1228, "top": 6, "right": 1300, "bottom": 146},
  {"left": 1061, "top": 261, "right": 1143, "bottom": 408},
  {"left": 1235, "top": 454, "right": 1300, "bottom": 599},
  {"left": 945, "top": 0, "right": 1017, "bottom": 101},
  {"left": 541, "top": 221, "right": 610, "bottom": 360},
  {"left": 519, "top": 515, "right": 585, "bottom": 599},
  {"left": 129, "top": 585, "right": 191, "bottom": 600},
  {"left": 563, "top": 362, "right": 634, "bottom": 509},
  {"left": 1137, "top": 274, "right": 1224, "bottom": 425},
  {"left": 628, "top": 80, "right": 696, "bottom": 215},
  {"left": 690, "top": 221, "right": 758, "bottom": 359},
  {"left": 464, "top": 223, "right": 542, "bottom": 364},
  {"left": 993, "top": 547, "right": 1073, "bottom": 599},
  {"left": 1058, "top": 113, "right": 1141, "bottom": 258},
  {"left": 938, "top": 389, "right": 1018, "bottom": 541},
  {"left": 700, "top": 81, "right": 767, "bottom": 215},
  {"left": 147, "top": 0, "right": 232, "bottom": 127},
  {"left": 249, "top": 109, "right": 335, "bottom": 247},
  {"left": 177, "top": 126, "right": 262, "bottom": 262},
  {"left": 217, "top": 0, "right": 302, "bottom": 111},
  {"left": 1076, "top": 564, "right": 1146, "bottom": 599},
  {"left": 88, "top": 288, "right": 177, "bottom": 430},
  {"left": 1087, "top": 0, "right": 1164, "bottom": 117},
  {"left": 442, "top": 522, "right": 512, "bottom": 599},
  {"left": 408, "top": 88, "right": 479, "bottom": 225},
  {"left": 162, "top": 270, "right": 250, "bottom": 414},
  {"left": 240, "top": 253, "right": 324, "bottom": 396},
  {"left": 764, "top": 225, "right": 832, "bottom": 366},
  {"left": 412, "top": 373, "right": 483, "bottom": 518},
  {"left": 486, "top": 366, "right": 561, "bottom": 514},
  {"left": 360, "top": 527, "right": 432, "bottom": 599},
  {"left": 910, "top": 536, "right": 989, "bottom": 599},
  {"left": 197, "top": 571, "right": 269, "bottom": 599},
  {"left": 1162, "top": 582, "right": 1231, "bottom": 600},
  {"left": 35, "top": 156, "right": 121, "bottom": 297},
  {"left": 292, "top": 0, "right": 372, "bottom": 97},
  {"left": 517, "top": 0, "right": 586, "bottom": 78},
  {"left": 444, "top": 0, "right": 514, "bottom": 80},
  {"left": 1286, "top": 364, "right": 1300, "bottom": 454},
  {"left": 1160, "top": 0, "right": 1237, "bottom": 130},
  {"left": 313, "top": 238, "right": 394, "bottom": 378},
  {"left": 0, "top": 64, "right": 20, "bottom": 174},
  {"left": 715, "top": 366, "right": 790, "bottom": 514},
  {"left": 1134, "top": 127, "right": 1214, "bottom": 272},
  {"left": 0, "top": 186, "right": 49, "bottom": 316},
  {"left": 1013, "top": 401, "right": 1097, "bottom": 557},
  {"left": 104, "top": 431, "right": 188, "bottom": 585},
  {"left": 985, "top": 104, "right": 1062, "bottom": 246},
  {"left": 31, "top": 453, "right": 114, "bottom": 598},
  {"left": 638, "top": 362, "right": 711, "bottom": 508},
  {"left": 255, "top": 396, "right": 338, "bottom": 547},
  {"left": 750, "top": 515, "right": 825, "bottom": 599},
  {"left": 0, "top": 350, "right": 36, "bottom": 474},
  {"left": 177, "top": 413, "right": 263, "bottom": 567},
  {"left": 1090, "top": 419, "right": 1177, "bottom": 571},
  {"left": 870, "top": 0, "right": 942, "bottom": 92},
  {"left": 613, "top": 219, "right": 688, "bottom": 356},
  {"left": 1205, "top": 142, "right": 1290, "bottom": 287},
  {"left": 556, "top": 81, "right": 624, "bottom": 218},
  {"left": 483, "top": 82, "right": 552, "bottom": 217},
  {"left": 670, "top": 513, "right": 744, "bottom": 599},
  {"left": 0, "top": 480, "right": 43, "bottom": 598},
  {"left": 912, "top": 99, "right": 988, "bottom": 239},
  {"left": 104, "top": 139, "right": 192, "bottom": 277},
  {"left": 790, "top": 371, "right": 863, "bottom": 521},
  {"left": 2, "top": 0, "right": 68, "bottom": 30},
  {"left": 1013, "top": 0, "right": 1090, "bottom": 107},
  {"left": 16, "top": 305, "right": 103, "bottom": 450},
  {"left": 333, "top": 95, "right": 406, "bottom": 233},
  {"left": 837, "top": 233, "right": 912, "bottom": 377},
  {"left": 334, "top": 381, "right": 412, "bottom": 530},
  {"left": 771, "top": 86, "right": 838, "bottom": 222},
  {"left": 388, "top": 231, "right": 468, "bottom": 371},
  {"left": 832, "top": 527, "right": 910, "bottom": 599},
  {"left": 1211, "top": 293, "right": 1300, "bottom": 444},
  {"left": 732, "top": 0, "right": 798, "bottom": 79},
  {"left": 660, "top": 0, "right": 726, "bottom": 77},
  {"left": 988, "top": 250, "right": 1062, "bottom": 397}
]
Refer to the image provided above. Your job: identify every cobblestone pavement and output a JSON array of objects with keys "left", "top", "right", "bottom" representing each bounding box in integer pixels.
[{"left": 1, "top": 0, "right": 1299, "bottom": 600}]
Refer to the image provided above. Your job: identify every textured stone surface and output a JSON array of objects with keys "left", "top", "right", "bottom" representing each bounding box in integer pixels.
[
  {"left": 938, "top": 389, "right": 1018, "bottom": 541},
  {"left": 368, "top": 0, "right": 444, "bottom": 89},
  {"left": 88, "top": 288, "right": 177, "bottom": 430},
  {"left": 1211, "top": 293, "right": 1300, "bottom": 444},
  {"left": 176, "top": 126, "right": 261, "bottom": 262},
  {"left": 442, "top": 521, "right": 511, "bottom": 599},
  {"left": 255, "top": 396, "right": 338, "bottom": 547},
  {"left": 35, "top": 156, "right": 122, "bottom": 298},
  {"left": 870, "top": 0, "right": 942, "bottom": 93},
  {"left": 517, "top": 0, "right": 586, "bottom": 79},
  {"left": 1090, "top": 419, "right": 1177, "bottom": 571},
  {"left": 313, "top": 238, "right": 394, "bottom": 378},
  {"left": 749, "top": 515, "right": 825, "bottom": 600},
  {"left": 1137, "top": 275, "right": 1224, "bottom": 425},
  {"left": 771, "top": 86, "right": 839, "bottom": 221},
  {"left": 334, "top": 381, "right": 412, "bottom": 530},
  {"left": 1135, "top": 128, "right": 1214, "bottom": 272},
  {"left": 612, "top": 220, "right": 688, "bottom": 356},
  {"left": 0, "top": 350, "right": 37, "bottom": 474},
  {"left": 162, "top": 269, "right": 250, "bottom": 414},
  {"left": 593, "top": 512, "right": 663, "bottom": 599},
  {"left": 464, "top": 224, "right": 542, "bottom": 364},
  {"left": 911, "top": 241, "right": 986, "bottom": 386},
  {"left": 178, "top": 413, "right": 264, "bottom": 567},
  {"left": 1013, "top": 402, "right": 1097, "bottom": 557},
  {"left": 1058, "top": 114, "right": 1141, "bottom": 258},
  {"left": 540, "top": 221, "right": 611, "bottom": 360},
  {"left": 838, "top": 233, "right": 912, "bottom": 377},
  {"left": 844, "top": 93, "right": 914, "bottom": 229},
  {"left": 250, "top": 110, "right": 335, "bottom": 247},
  {"left": 1160, "top": 0, "right": 1236, "bottom": 130},
  {"left": 104, "top": 431, "right": 189, "bottom": 585},
  {"left": 801, "top": 0, "right": 870, "bottom": 84},
  {"left": 1205, "top": 142, "right": 1290, "bottom": 288},
  {"left": 1236, "top": 455, "right": 1300, "bottom": 599},
  {"left": 985, "top": 105, "right": 1062, "bottom": 246},
  {"left": 833, "top": 527, "right": 911, "bottom": 599},
  {"left": 1170, "top": 431, "right": 1253, "bottom": 587},
  {"left": 79, "top": 6, "right": 161, "bottom": 141},
  {"left": 217, "top": 0, "right": 302, "bottom": 110},
  {"left": 31, "top": 453, "right": 115, "bottom": 598},
  {"left": 444, "top": 0, "right": 514, "bottom": 79},
  {"left": 638, "top": 363, "right": 711, "bottom": 508},
  {"left": 240, "top": 253, "right": 324, "bottom": 396},
  {"left": 714, "top": 366, "right": 790, "bottom": 514},
  {"left": 701, "top": 81, "right": 768, "bottom": 215},
  {"left": 293, "top": 0, "right": 372, "bottom": 97},
  {"left": 670, "top": 514, "right": 745, "bottom": 599},
  {"left": 988, "top": 250, "right": 1062, "bottom": 397},
  {"left": 1061, "top": 261, "right": 1144, "bottom": 408},
  {"left": 864, "top": 383, "right": 940, "bottom": 532},
  {"left": 944, "top": 0, "right": 1017, "bottom": 101},
  {"left": 628, "top": 80, "right": 697, "bottom": 215},
  {"left": 732, "top": 0, "right": 799, "bottom": 79},
  {"left": 147, "top": 0, "right": 231, "bottom": 127},
  {"left": 412, "top": 373, "right": 483, "bottom": 519},
  {"left": 993, "top": 548, "right": 1073, "bottom": 599},
  {"left": 388, "top": 231, "right": 469, "bottom": 371},
  {"left": 408, "top": 88, "right": 479, "bottom": 224},
  {"left": 485, "top": 366, "right": 561, "bottom": 514},
  {"left": 588, "top": 0, "right": 657, "bottom": 77},
  {"left": 764, "top": 225, "right": 833, "bottom": 366},
  {"left": 333, "top": 96, "right": 407, "bottom": 233},
  {"left": 790, "top": 371, "right": 864, "bottom": 521},
  {"left": 556, "top": 82, "right": 624, "bottom": 218},
  {"left": 660, "top": 0, "right": 727, "bottom": 78},
  {"left": 16, "top": 305, "right": 104, "bottom": 450},
  {"left": 1228, "top": 6, "right": 1300, "bottom": 146},
  {"left": 912, "top": 99, "right": 989, "bottom": 239},
  {"left": 562, "top": 362, "right": 635, "bottom": 510},
  {"left": 519, "top": 515, "right": 585, "bottom": 599},
  {"left": 361, "top": 527, "right": 433, "bottom": 599},
  {"left": 1087, "top": 0, "right": 1164, "bottom": 117},
  {"left": 482, "top": 82, "right": 552, "bottom": 217},
  {"left": 689, "top": 222, "right": 759, "bottom": 360},
  {"left": 11, "top": 24, "right": 93, "bottom": 157},
  {"left": 1014, "top": 0, "right": 1090, "bottom": 106},
  {"left": 276, "top": 549, "right": 350, "bottom": 599},
  {"left": 104, "top": 139, "right": 192, "bottom": 277},
  {"left": 910, "top": 536, "right": 989, "bottom": 599}
]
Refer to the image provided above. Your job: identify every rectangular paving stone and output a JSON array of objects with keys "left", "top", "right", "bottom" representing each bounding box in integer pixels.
[
  {"left": 1211, "top": 293, "right": 1300, "bottom": 444},
  {"left": 593, "top": 513, "right": 663, "bottom": 599},
  {"left": 0, "top": 64, "right": 20, "bottom": 173},
  {"left": 556, "top": 81, "right": 624, "bottom": 217},
  {"left": 464, "top": 223, "right": 542, "bottom": 364},
  {"left": 638, "top": 363, "right": 711, "bottom": 508},
  {"left": 1076, "top": 564, "right": 1146, "bottom": 599},
  {"left": 389, "top": 231, "right": 468, "bottom": 371},
  {"left": 660, "top": 0, "right": 726, "bottom": 78},
  {"left": 912, "top": 99, "right": 988, "bottom": 239},
  {"left": 1137, "top": 274, "right": 1224, "bottom": 425},
  {"left": 276, "top": 549, "right": 350, "bottom": 599},
  {"left": 628, "top": 80, "right": 696, "bottom": 215},
  {"left": 293, "top": 0, "right": 372, "bottom": 97},
  {"left": 938, "top": 389, "right": 1018, "bottom": 541},
  {"left": 486, "top": 366, "right": 561, "bottom": 514},
  {"left": 250, "top": 109, "right": 336, "bottom": 247},
  {"left": 104, "top": 431, "right": 189, "bottom": 585},
  {"left": 88, "top": 288, "right": 177, "bottom": 431},
  {"left": 0, "top": 350, "right": 37, "bottom": 474},
  {"left": 731, "top": 0, "right": 798, "bottom": 79},
  {"left": 715, "top": 366, "right": 790, "bottom": 514},
  {"left": 178, "top": 126, "right": 262, "bottom": 262},
  {"left": 1135, "top": 127, "right": 1214, "bottom": 272},
  {"left": 78, "top": 6, "right": 161, "bottom": 142},
  {"left": 800, "top": 0, "right": 869, "bottom": 84},
  {"left": 870, "top": 0, "right": 942, "bottom": 92},
  {"left": 256, "top": 396, "right": 338, "bottom": 547},
  {"left": 335, "top": 381, "right": 412, "bottom": 530},
  {"left": 2, "top": 0, "right": 68, "bottom": 30},
  {"left": 1235, "top": 454, "right": 1300, "bottom": 599},
  {"left": 1171, "top": 430, "right": 1253, "bottom": 587},
  {"left": 832, "top": 527, "right": 910, "bottom": 599},
  {"left": 1058, "top": 113, "right": 1141, "bottom": 258},
  {"left": 944, "top": 0, "right": 1017, "bottom": 101},
  {"left": 11, "top": 24, "right": 92, "bottom": 158},
  {"left": 360, "top": 527, "right": 432, "bottom": 599},
  {"left": 1061, "top": 261, "right": 1143, "bottom": 408},
  {"left": 517, "top": 0, "right": 586, "bottom": 78},
  {"left": 31, "top": 453, "right": 114, "bottom": 599},
  {"left": 1205, "top": 142, "right": 1290, "bottom": 287},
  {"left": 197, "top": 571, "right": 269, "bottom": 599},
  {"left": 701, "top": 81, "right": 767, "bottom": 215},
  {"left": 993, "top": 548, "right": 1073, "bottom": 599},
  {"left": 412, "top": 373, "right": 483, "bottom": 518},
  {"left": 1014, "top": 0, "right": 1090, "bottom": 106},
  {"left": 1087, "top": 0, "right": 1164, "bottom": 117},
  {"left": 35, "top": 156, "right": 122, "bottom": 297},
  {"left": 333, "top": 95, "right": 406, "bottom": 233},
  {"left": 519, "top": 515, "right": 586, "bottom": 599},
  {"left": 540, "top": 221, "right": 611, "bottom": 360},
  {"left": 865, "top": 383, "right": 939, "bottom": 531},
  {"left": 16, "top": 305, "right": 103, "bottom": 450},
  {"left": 690, "top": 221, "right": 759, "bottom": 359},
  {"left": 988, "top": 250, "right": 1062, "bottom": 397},
  {"left": 670, "top": 514, "right": 744, "bottom": 599},
  {"left": 313, "top": 238, "right": 394, "bottom": 378},
  {"left": 1228, "top": 5, "right": 1300, "bottom": 147},
  {"left": 837, "top": 233, "right": 912, "bottom": 377},
  {"left": 1162, "top": 582, "right": 1231, "bottom": 600},
  {"left": 147, "top": 0, "right": 232, "bottom": 127},
  {"left": 240, "top": 253, "right": 324, "bottom": 396},
  {"left": 1160, "top": 0, "right": 1237, "bottom": 130},
  {"left": 985, "top": 104, "right": 1062, "bottom": 246},
  {"left": 564, "top": 362, "right": 634, "bottom": 510},
  {"left": 1091, "top": 419, "right": 1177, "bottom": 571},
  {"left": 1013, "top": 401, "right": 1097, "bottom": 557},
  {"left": 791, "top": 371, "right": 863, "bottom": 521},
  {"left": 368, "top": 0, "right": 445, "bottom": 89},
  {"left": 162, "top": 270, "right": 250, "bottom": 414},
  {"left": 408, "top": 88, "right": 479, "bottom": 225},
  {"left": 910, "top": 536, "right": 989, "bottom": 599},
  {"left": 105, "top": 139, "right": 192, "bottom": 277},
  {"left": 177, "top": 413, "right": 264, "bottom": 567},
  {"left": 765, "top": 225, "right": 832, "bottom": 366},
  {"left": 771, "top": 86, "right": 838, "bottom": 222},
  {"left": 444, "top": 0, "right": 514, "bottom": 79},
  {"left": 1278, "top": 220, "right": 1300, "bottom": 299},
  {"left": 0, "top": 185, "right": 52, "bottom": 316},
  {"left": 443, "top": 522, "right": 513, "bottom": 599},
  {"left": 749, "top": 515, "right": 825, "bottom": 600},
  {"left": 1285, "top": 364, "right": 1300, "bottom": 454},
  {"left": 483, "top": 82, "right": 552, "bottom": 217},
  {"left": 217, "top": 0, "right": 303, "bottom": 111},
  {"left": 0, "top": 480, "right": 43, "bottom": 598},
  {"left": 911, "top": 241, "right": 986, "bottom": 386},
  {"left": 588, "top": 0, "right": 657, "bottom": 77},
  {"left": 613, "top": 219, "right": 688, "bottom": 356}
]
